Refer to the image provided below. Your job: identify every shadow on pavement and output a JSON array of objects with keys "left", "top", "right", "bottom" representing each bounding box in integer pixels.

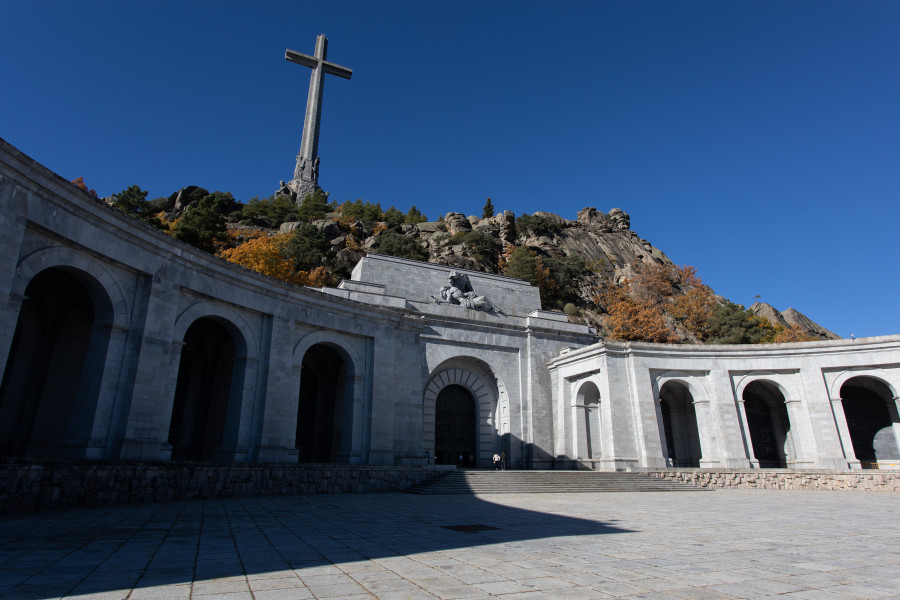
[{"left": 0, "top": 492, "right": 633, "bottom": 598}]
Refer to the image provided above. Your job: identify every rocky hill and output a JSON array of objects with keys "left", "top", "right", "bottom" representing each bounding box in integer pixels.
[
  {"left": 749, "top": 303, "right": 840, "bottom": 341},
  {"left": 104, "top": 182, "right": 836, "bottom": 343},
  {"left": 273, "top": 206, "right": 837, "bottom": 342}
]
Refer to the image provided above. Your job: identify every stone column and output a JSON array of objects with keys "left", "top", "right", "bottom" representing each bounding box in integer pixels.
[
  {"left": 599, "top": 354, "right": 640, "bottom": 470},
  {"left": 255, "top": 315, "right": 300, "bottom": 463},
  {"left": 890, "top": 396, "right": 900, "bottom": 465},
  {"left": 830, "top": 395, "right": 860, "bottom": 469},
  {"left": 709, "top": 370, "right": 752, "bottom": 468},
  {"left": 215, "top": 356, "right": 258, "bottom": 463},
  {"left": 800, "top": 367, "right": 851, "bottom": 469},
  {"left": 118, "top": 270, "right": 182, "bottom": 460},
  {"left": 783, "top": 397, "right": 816, "bottom": 469},
  {"left": 693, "top": 398, "right": 721, "bottom": 468},
  {"left": 59, "top": 322, "right": 130, "bottom": 459},
  {"left": 735, "top": 398, "right": 760, "bottom": 468},
  {"left": 0, "top": 178, "right": 28, "bottom": 380}
]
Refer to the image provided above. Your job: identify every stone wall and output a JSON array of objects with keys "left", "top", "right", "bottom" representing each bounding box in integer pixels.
[
  {"left": 0, "top": 460, "right": 452, "bottom": 513},
  {"left": 645, "top": 469, "right": 900, "bottom": 492}
]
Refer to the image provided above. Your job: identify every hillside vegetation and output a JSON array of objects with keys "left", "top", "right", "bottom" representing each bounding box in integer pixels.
[{"left": 77, "top": 177, "right": 837, "bottom": 344}]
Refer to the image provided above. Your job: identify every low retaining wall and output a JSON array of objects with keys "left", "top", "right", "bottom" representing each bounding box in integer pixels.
[
  {"left": 0, "top": 459, "right": 453, "bottom": 513},
  {"left": 645, "top": 469, "right": 900, "bottom": 492}
]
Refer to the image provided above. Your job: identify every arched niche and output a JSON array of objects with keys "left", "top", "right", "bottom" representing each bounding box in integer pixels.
[
  {"left": 291, "top": 331, "right": 368, "bottom": 464},
  {"left": 573, "top": 380, "right": 602, "bottom": 461},
  {"left": 168, "top": 316, "right": 248, "bottom": 461},
  {"left": 0, "top": 266, "right": 115, "bottom": 457},
  {"left": 742, "top": 379, "right": 793, "bottom": 468},
  {"left": 840, "top": 376, "right": 900, "bottom": 466},
  {"left": 658, "top": 380, "right": 702, "bottom": 468}
]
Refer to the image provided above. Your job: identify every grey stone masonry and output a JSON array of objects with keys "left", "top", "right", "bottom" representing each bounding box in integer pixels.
[
  {"left": 349, "top": 253, "right": 543, "bottom": 317},
  {"left": 646, "top": 468, "right": 900, "bottom": 491}
]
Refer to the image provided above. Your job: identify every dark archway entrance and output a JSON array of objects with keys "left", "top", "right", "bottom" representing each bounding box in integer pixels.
[
  {"left": 743, "top": 381, "right": 791, "bottom": 468},
  {"left": 0, "top": 267, "right": 111, "bottom": 457},
  {"left": 297, "top": 344, "right": 347, "bottom": 463},
  {"left": 658, "top": 381, "right": 702, "bottom": 467},
  {"left": 841, "top": 377, "right": 900, "bottom": 466},
  {"left": 435, "top": 384, "right": 477, "bottom": 467},
  {"left": 169, "top": 317, "right": 239, "bottom": 461}
]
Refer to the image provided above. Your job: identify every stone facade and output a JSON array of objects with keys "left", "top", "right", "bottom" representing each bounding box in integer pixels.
[{"left": 1, "top": 137, "right": 899, "bottom": 493}]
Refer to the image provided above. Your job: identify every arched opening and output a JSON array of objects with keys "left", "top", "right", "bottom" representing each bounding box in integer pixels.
[
  {"left": 296, "top": 343, "right": 347, "bottom": 463},
  {"left": 435, "top": 384, "right": 477, "bottom": 467},
  {"left": 840, "top": 377, "right": 900, "bottom": 467},
  {"left": 743, "top": 380, "right": 792, "bottom": 468},
  {"left": 0, "top": 267, "right": 111, "bottom": 457},
  {"left": 575, "top": 382, "right": 601, "bottom": 461},
  {"left": 658, "top": 381, "right": 702, "bottom": 468},
  {"left": 169, "top": 317, "right": 241, "bottom": 461}
]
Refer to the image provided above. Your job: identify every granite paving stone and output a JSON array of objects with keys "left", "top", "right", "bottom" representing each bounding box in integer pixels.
[{"left": 0, "top": 489, "right": 897, "bottom": 599}]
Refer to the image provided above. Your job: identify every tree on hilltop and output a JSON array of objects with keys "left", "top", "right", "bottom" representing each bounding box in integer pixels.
[
  {"left": 297, "top": 189, "right": 330, "bottom": 221},
  {"left": 405, "top": 205, "right": 427, "bottom": 224},
  {"left": 111, "top": 184, "right": 165, "bottom": 229},
  {"left": 172, "top": 192, "right": 238, "bottom": 251},
  {"left": 377, "top": 231, "right": 428, "bottom": 261},
  {"left": 71, "top": 177, "right": 98, "bottom": 198},
  {"left": 283, "top": 223, "right": 332, "bottom": 272},
  {"left": 218, "top": 233, "right": 304, "bottom": 285},
  {"left": 502, "top": 246, "right": 539, "bottom": 285},
  {"left": 482, "top": 198, "right": 495, "bottom": 219}
]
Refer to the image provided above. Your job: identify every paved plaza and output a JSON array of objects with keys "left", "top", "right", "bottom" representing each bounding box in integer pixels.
[{"left": 0, "top": 489, "right": 898, "bottom": 600}]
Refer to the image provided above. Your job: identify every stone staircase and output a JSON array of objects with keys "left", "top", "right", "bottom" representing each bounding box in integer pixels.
[{"left": 404, "top": 469, "right": 708, "bottom": 494}]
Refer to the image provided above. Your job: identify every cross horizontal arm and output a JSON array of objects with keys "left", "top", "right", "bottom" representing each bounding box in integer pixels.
[
  {"left": 285, "top": 50, "right": 353, "bottom": 80},
  {"left": 323, "top": 62, "right": 353, "bottom": 80},
  {"left": 284, "top": 50, "right": 318, "bottom": 69}
]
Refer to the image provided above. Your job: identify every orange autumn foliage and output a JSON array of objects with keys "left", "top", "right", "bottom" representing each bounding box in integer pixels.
[
  {"left": 218, "top": 233, "right": 305, "bottom": 285},
  {"left": 596, "top": 281, "right": 675, "bottom": 343},
  {"left": 70, "top": 176, "right": 98, "bottom": 198}
]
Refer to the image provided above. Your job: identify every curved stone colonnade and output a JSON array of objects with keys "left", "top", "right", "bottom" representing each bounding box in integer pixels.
[
  {"left": 0, "top": 139, "right": 594, "bottom": 469},
  {"left": 549, "top": 338, "right": 900, "bottom": 471},
  {"left": 1, "top": 137, "right": 899, "bottom": 474}
]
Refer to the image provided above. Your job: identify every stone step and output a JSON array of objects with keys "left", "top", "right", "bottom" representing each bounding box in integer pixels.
[{"left": 404, "top": 470, "right": 707, "bottom": 494}]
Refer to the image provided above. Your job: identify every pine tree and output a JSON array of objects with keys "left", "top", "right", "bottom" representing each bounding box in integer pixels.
[{"left": 482, "top": 197, "right": 495, "bottom": 219}]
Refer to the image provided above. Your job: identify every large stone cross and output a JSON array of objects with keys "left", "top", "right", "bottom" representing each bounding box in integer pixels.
[{"left": 281, "top": 34, "right": 352, "bottom": 202}]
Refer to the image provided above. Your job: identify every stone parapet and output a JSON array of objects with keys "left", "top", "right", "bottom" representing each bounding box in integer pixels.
[
  {"left": 644, "top": 469, "right": 900, "bottom": 492},
  {"left": 0, "top": 459, "right": 453, "bottom": 514}
]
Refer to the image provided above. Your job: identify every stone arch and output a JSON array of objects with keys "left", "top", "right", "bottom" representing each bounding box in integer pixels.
[
  {"left": 165, "top": 303, "right": 259, "bottom": 462},
  {"left": 12, "top": 246, "right": 129, "bottom": 330},
  {"left": 828, "top": 368, "right": 899, "bottom": 402},
  {"left": 741, "top": 379, "right": 794, "bottom": 468},
  {"left": 423, "top": 358, "right": 502, "bottom": 468},
  {"left": 839, "top": 375, "right": 900, "bottom": 466},
  {"left": 0, "top": 264, "right": 117, "bottom": 457},
  {"left": 172, "top": 302, "right": 257, "bottom": 360},
  {"left": 573, "top": 380, "right": 602, "bottom": 461},
  {"left": 657, "top": 380, "right": 702, "bottom": 467},
  {"left": 291, "top": 330, "right": 368, "bottom": 464}
]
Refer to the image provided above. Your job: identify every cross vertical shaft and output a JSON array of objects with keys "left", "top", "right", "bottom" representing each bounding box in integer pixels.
[
  {"left": 281, "top": 34, "right": 352, "bottom": 202},
  {"left": 300, "top": 34, "right": 327, "bottom": 164}
]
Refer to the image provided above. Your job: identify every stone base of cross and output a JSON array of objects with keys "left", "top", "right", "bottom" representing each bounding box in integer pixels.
[{"left": 275, "top": 177, "right": 321, "bottom": 204}]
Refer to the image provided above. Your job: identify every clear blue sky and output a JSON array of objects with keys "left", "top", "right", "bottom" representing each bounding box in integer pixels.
[{"left": 2, "top": 1, "right": 898, "bottom": 338}]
